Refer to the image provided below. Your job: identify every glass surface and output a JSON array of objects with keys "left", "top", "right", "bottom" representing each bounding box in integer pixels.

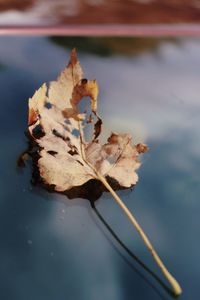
[{"left": 0, "top": 37, "right": 200, "bottom": 300}]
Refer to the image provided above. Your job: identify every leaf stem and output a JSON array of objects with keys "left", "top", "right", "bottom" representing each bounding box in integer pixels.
[
  {"left": 77, "top": 118, "right": 181, "bottom": 296},
  {"left": 96, "top": 172, "right": 182, "bottom": 297}
]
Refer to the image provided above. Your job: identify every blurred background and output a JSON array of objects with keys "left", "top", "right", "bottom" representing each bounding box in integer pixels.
[
  {"left": 0, "top": 0, "right": 200, "bottom": 26},
  {"left": 0, "top": 36, "right": 200, "bottom": 300}
]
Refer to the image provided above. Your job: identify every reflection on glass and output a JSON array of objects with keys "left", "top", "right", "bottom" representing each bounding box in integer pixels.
[{"left": 0, "top": 37, "right": 199, "bottom": 300}]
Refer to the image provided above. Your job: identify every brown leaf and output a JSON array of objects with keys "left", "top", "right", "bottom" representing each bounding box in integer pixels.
[
  {"left": 24, "top": 51, "right": 183, "bottom": 297},
  {"left": 27, "top": 49, "right": 147, "bottom": 198}
]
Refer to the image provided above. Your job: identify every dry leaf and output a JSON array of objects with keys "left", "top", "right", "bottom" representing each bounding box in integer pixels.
[
  {"left": 27, "top": 49, "right": 147, "bottom": 199},
  {"left": 23, "top": 50, "right": 183, "bottom": 296}
]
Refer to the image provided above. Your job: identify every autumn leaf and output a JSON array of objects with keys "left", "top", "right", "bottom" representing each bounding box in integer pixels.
[
  {"left": 25, "top": 49, "right": 181, "bottom": 297},
  {"left": 28, "top": 49, "right": 147, "bottom": 195}
]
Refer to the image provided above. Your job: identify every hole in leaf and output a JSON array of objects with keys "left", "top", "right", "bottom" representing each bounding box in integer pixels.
[
  {"left": 64, "top": 118, "right": 71, "bottom": 125},
  {"left": 44, "top": 102, "right": 52, "bottom": 109},
  {"left": 72, "top": 128, "right": 80, "bottom": 137}
]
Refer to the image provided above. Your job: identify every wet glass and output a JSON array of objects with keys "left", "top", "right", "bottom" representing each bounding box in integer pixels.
[{"left": 0, "top": 36, "right": 200, "bottom": 300}]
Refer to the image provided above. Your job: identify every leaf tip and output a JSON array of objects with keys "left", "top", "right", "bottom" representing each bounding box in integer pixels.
[{"left": 69, "top": 48, "right": 78, "bottom": 66}]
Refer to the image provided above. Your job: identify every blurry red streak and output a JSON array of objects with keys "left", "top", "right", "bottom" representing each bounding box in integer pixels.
[{"left": 1, "top": 24, "right": 200, "bottom": 36}]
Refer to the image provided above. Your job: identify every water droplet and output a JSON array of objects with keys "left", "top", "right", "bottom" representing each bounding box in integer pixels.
[
  {"left": 27, "top": 239, "right": 33, "bottom": 245},
  {"left": 50, "top": 252, "right": 54, "bottom": 257}
]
